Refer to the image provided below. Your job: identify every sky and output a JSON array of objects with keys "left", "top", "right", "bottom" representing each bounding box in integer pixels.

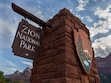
[{"left": 0, "top": 0, "right": 111, "bottom": 75}]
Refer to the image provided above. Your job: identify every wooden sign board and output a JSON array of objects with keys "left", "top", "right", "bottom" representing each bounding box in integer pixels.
[
  {"left": 12, "top": 19, "right": 41, "bottom": 60},
  {"left": 74, "top": 29, "right": 93, "bottom": 74}
]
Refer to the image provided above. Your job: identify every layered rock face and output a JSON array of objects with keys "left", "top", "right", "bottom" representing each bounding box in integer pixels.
[
  {"left": 9, "top": 67, "right": 31, "bottom": 83},
  {"left": 96, "top": 53, "right": 111, "bottom": 68},
  {"left": 96, "top": 53, "right": 111, "bottom": 83},
  {"left": 30, "top": 8, "right": 100, "bottom": 83}
]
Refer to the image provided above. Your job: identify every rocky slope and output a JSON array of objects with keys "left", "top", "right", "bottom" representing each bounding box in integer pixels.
[
  {"left": 96, "top": 53, "right": 111, "bottom": 83},
  {"left": 8, "top": 67, "right": 31, "bottom": 83}
]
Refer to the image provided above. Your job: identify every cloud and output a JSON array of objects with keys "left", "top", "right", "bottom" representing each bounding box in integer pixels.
[
  {"left": 75, "top": 14, "right": 84, "bottom": 20},
  {"left": 76, "top": 0, "right": 89, "bottom": 11},
  {"left": 89, "top": 20, "right": 109, "bottom": 37},
  {"left": 0, "top": 57, "right": 17, "bottom": 75},
  {"left": 67, "top": 0, "right": 72, "bottom": 4},
  {"left": 36, "top": 0, "right": 42, "bottom": 4},
  {"left": 0, "top": 57, "right": 16, "bottom": 67},
  {"left": 0, "top": 19, "right": 17, "bottom": 50},
  {"left": 91, "top": 29, "right": 111, "bottom": 43},
  {"left": 94, "top": 5, "right": 111, "bottom": 19},
  {"left": 92, "top": 35, "right": 111, "bottom": 58},
  {"left": 6, "top": 59, "right": 16, "bottom": 67},
  {"left": 90, "top": 4, "right": 111, "bottom": 37},
  {"left": 84, "top": 16, "right": 93, "bottom": 22},
  {"left": 21, "top": 61, "right": 32, "bottom": 67},
  {"left": 92, "top": 0, "right": 98, "bottom": 2},
  {"left": 0, "top": 2, "right": 21, "bottom": 50},
  {"left": 0, "top": 67, "right": 18, "bottom": 75},
  {"left": 89, "top": 4, "right": 111, "bottom": 57},
  {"left": 6, "top": 68, "right": 18, "bottom": 72}
]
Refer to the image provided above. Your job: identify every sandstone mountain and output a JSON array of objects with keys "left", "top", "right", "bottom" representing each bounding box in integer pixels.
[
  {"left": 8, "top": 67, "right": 31, "bottom": 83},
  {"left": 96, "top": 53, "right": 111, "bottom": 83}
]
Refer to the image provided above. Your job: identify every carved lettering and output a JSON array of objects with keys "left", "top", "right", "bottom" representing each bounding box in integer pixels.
[
  {"left": 21, "top": 25, "right": 40, "bottom": 39},
  {"left": 20, "top": 40, "right": 35, "bottom": 52}
]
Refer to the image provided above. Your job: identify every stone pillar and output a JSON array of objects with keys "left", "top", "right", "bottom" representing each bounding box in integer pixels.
[{"left": 30, "top": 8, "right": 100, "bottom": 83}]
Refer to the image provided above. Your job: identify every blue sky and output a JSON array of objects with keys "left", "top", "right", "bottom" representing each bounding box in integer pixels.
[{"left": 0, "top": 0, "right": 111, "bottom": 75}]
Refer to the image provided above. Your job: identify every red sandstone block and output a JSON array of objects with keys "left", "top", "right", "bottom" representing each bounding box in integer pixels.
[
  {"left": 57, "top": 46, "right": 65, "bottom": 54},
  {"left": 65, "top": 42, "right": 74, "bottom": 49},
  {"left": 65, "top": 32, "right": 72, "bottom": 39},
  {"left": 65, "top": 53, "right": 77, "bottom": 66},
  {"left": 65, "top": 25, "right": 72, "bottom": 33},
  {"left": 50, "top": 77, "right": 66, "bottom": 83},
  {"left": 46, "top": 49, "right": 58, "bottom": 58},
  {"left": 42, "top": 79, "right": 50, "bottom": 83},
  {"left": 57, "top": 27, "right": 66, "bottom": 34},
  {"left": 31, "top": 76, "right": 42, "bottom": 83},
  {"left": 42, "top": 45, "right": 49, "bottom": 52},
  {"left": 73, "top": 16, "right": 81, "bottom": 23},
  {"left": 65, "top": 46, "right": 74, "bottom": 54},
  {"left": 66, "top": 77, "right": 81, "bottom": 83},
  {"left": 95, "top": 74, "right": 100, "bottom": 83},
  {"left": 31, "top": 68, "right": 37, "bottom": 75},
  {"left": 40, "top": 72, "right": 55, "bottom": 79},
  {"left": 65, "top": 35, "right": 73, "bottom": 44},
  {"left": 91, "top": 67, "right": 98, "bottom": 74},
  {"left": 57, "top": 32, "right": 66, "bottom": 38},
  {"left": 53, "top": 53, "right": 65, "bottom": 65},
  {"left": 51, "top": 36, "right": 65, "bottom": 45},
  {"left": 50, "top": 32, "right": 65, "bottom": 43},
  {"left": 65, "top": 19, "right": 74, "bottom": 28},
  {"left": 80, "top": 75, "right": 89, "bottom": 83},
  {"left": 89, "top": 77, "right": 95, "bottom": 83},
  {"left": 65, "top": 63, "right": 80, "bottom": 79},
  {"left": 34, "top": 57, "right": 54, "bottom": 66},
  {"left": 66, "top": 15, "right": 73, "bottom": 22},
  {"left": 39, "top": 51, "right": 48, "bottom": 58},
  {"left": 41, "top": 36, "right": 51, "bottom": 45},
  {"left": 55, "top": 64, "right": 66, "bottom": 77},
  {"left": 36, "top": 65, "right": 46, "bottom": 74},
  {"left": 48, "top": 43, "right": 57, "bottom": 49},
  {"left": 64, "top": 33, "right": 74, "bottom": 49},
  {"left": 43, "top": 26, "right": 52, "bottom": 35},
  {"left": 90, "top": 73, "right": 95, "bottom": 78},
  {"left": 55, "top": 26, "right": 66, "bottom": 35},
  {"left": 44, "top": 63, "right": 56, "bottom": 73},
  {"left": 53, "top": 19, "right": 66, "bottom": 29},
  {"left": 37, "top": 63, "right": 56, "bottom": 74},
  {"left": 77, "top": 66, "right": 84, "bottom": 74},
  {"left": 92, "top": 59, "right": 97, "bottom": 68},
  {"left": 74, "top": 23, "right": 81, "bottom": 29}
]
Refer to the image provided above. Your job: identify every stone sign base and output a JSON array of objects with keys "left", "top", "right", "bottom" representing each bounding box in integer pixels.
[{"left": 30, "top": 8, "right": 100, "bottom": 83}]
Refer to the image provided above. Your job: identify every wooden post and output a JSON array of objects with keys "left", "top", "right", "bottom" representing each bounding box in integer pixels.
[{"left": 12, "top": 3, "right": 51, "bottom": 28}]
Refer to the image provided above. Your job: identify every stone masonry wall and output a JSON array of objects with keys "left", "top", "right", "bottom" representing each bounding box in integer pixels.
[{"left": 30, "top": 8, "right": 100, "bottom": 83}]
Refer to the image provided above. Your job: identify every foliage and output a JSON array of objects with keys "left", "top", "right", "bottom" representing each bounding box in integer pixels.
[{"left": 0, "top": 71, "right": 9, "bottom": 83}]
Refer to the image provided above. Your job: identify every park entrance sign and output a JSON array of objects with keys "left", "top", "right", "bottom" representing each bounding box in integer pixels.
[
  {"left": 12, "top": 19, "right": 41, "bottom": 60},
  {"left": 11, "top": 3, "right": 51, "bottom": 60},
  {"left": 74, "top": 29, "right": 93, "bottom": 74}
]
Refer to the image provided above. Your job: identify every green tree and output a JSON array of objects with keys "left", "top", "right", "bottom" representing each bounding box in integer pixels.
[{"left": 0, "top": 71, "right": 9, "bottom": 83}]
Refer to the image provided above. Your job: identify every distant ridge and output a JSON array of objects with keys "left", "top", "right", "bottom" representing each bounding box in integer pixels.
[
  {"left": 5, "top": 67, "right": 31, "bottom": 83},
  {"left": 96, "top": 52, "right": 111, "bottom": 83}
]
